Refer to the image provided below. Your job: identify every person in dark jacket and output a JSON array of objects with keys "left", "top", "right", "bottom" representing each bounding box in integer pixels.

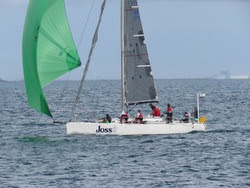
[
  {"left": 181, "top": 112, "right": 189, "bottom": 123},
  {"left": 100, "top": 114, "right": 112, "bottom": 123},
  {"left": 105, "top": 114, "right": 112, "bottom": 123},
  {"left": 192, "top": 107, "right": 198, "bottom": 118}
]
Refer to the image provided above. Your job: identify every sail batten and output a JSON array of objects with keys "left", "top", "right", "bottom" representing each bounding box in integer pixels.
[{"left": 22, "top": 0, "right": 81, "bottom": 117}]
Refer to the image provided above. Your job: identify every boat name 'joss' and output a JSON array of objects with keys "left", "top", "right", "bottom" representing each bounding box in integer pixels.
[{"left": 96, "top": 126, "right": 112, "bottom": 133}]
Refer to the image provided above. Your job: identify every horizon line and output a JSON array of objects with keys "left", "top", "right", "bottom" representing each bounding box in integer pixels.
[{"left": 1, "top": 77, "right": 249, "bottom": 82}]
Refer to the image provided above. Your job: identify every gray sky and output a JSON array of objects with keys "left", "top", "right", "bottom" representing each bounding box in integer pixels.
[{"left": 0, "top": 0, "right": 250, "bottom": 81}]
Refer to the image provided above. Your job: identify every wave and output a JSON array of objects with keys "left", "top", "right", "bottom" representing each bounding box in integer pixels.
[
  {"left": 16, "top": 135, "right": 70, "bottom": 143},
  {"left": 17, "top": 136, "right": 50, "bottom": 143},
  {"left": 205, "top": 129, "right": 250, "bottom": 134}
]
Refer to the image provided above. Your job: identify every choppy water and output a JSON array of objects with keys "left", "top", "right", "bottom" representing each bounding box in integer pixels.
[{"left": 0, "top": 79, "right": 249, "bottom": 187}]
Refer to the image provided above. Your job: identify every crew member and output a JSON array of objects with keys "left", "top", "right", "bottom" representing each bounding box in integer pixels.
[
  {"left": 181, "top": 112, "right": 189, "bottom": 123},
  {"left": 149, "top": 103, "right": 161, "bottom": 117},
  {"left": 100, "top": 114, "right": 112, "bottom": 123},
  {"left": 166, "top": 103, "right": 173, "bottom": 123},
  {"left": 120, "top": 112, "right": 129, "bottom": 123},
  {"left": 105, "top": 114, "right": 112, "bottom": 123},
  {"left": 135, "top": 110, "right": 143, "bottom": 123},
  {"left": 192, "top": 107, "right": 198, "bottom": 119}
]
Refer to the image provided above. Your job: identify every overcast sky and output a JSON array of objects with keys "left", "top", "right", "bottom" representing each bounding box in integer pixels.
[{"left": 0, "top": 0, "right": 250, "bottom": 81}]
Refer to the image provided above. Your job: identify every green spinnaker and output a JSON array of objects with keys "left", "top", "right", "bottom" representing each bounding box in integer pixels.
[{"left": 22, "top": 0, "right": 81, "bottom": 117}]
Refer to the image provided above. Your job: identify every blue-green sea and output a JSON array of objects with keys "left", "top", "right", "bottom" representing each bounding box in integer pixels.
[{"left": 0, "top": 79, "right": 249, "bottom": 187}]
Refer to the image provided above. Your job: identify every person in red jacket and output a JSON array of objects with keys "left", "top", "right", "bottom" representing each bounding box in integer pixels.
[
  {"left": 149, "top": 104, "right": 161, "bottom": 117},
  {"left": 120, "top": 112, "right": 129, "bottom": 123},
  {"left": 166, "top": 103, "right": 173, "bottom": 123},
  {"left": 135, "top": 110, "right": 143, "bottom": 123}
]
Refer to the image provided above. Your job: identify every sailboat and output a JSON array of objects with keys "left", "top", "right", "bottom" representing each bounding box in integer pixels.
[{"left": 22, "top": 0, "right": 206, "bottom": 135}]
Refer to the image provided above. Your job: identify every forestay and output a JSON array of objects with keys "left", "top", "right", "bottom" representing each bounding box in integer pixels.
[{"left": 71, "top": 0, "right": 107, "bottom": 119}]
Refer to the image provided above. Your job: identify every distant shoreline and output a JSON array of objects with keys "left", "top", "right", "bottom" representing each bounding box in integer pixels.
[
  {"left": 1, "top": 78, "right": 249, "bottom": 82},
  {"left": 0, "top": 78, "right": 7, "bottom": 82}
]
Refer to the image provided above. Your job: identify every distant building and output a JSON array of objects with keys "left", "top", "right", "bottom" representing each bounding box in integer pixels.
[
  {"left": 220, "top": 71, "right": 231, "bottom": 79},
  {"left": 230, "top": 76, "right": 249, "bottom": 79},
  {"left": 211, "top": 71, "right": 249, "bottom": 79}
]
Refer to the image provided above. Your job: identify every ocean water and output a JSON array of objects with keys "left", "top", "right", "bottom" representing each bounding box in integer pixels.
[{"left": 0, "top": 79, "right": 249, "bottom": 187}]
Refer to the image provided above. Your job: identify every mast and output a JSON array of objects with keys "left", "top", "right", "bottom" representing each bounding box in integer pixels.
[
  {"left": 197, "top": 93, "right": 201, "bottom": 123},
  {"left": 121, "top": 0, "right": 126, "bottom": 112}
]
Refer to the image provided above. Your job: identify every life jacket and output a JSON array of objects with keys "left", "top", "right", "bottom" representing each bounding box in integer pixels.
[
  {"left": 167, "top": 107, "right": 172, "bottom": 113},
  {"left": 120, "top": 113, "right": 128, "bottom": 123},
  {"left": 138, "top": 112, "right": 143, "bottom": 118},
  {"left": 153, "top": 107, "right": 161, "bottom": 116}
]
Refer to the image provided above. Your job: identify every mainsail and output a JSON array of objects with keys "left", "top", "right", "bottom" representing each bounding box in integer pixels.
[
  {"left": 22, "top": 0, "right": 81, "bottom": 117},
  {"left": 122, "top": 0, "right": 158, "bottom": 110}
]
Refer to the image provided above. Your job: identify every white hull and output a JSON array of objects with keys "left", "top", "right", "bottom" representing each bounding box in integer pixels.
[{"left": 66, "top": 121, "right": 206, "bottom": 135}]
